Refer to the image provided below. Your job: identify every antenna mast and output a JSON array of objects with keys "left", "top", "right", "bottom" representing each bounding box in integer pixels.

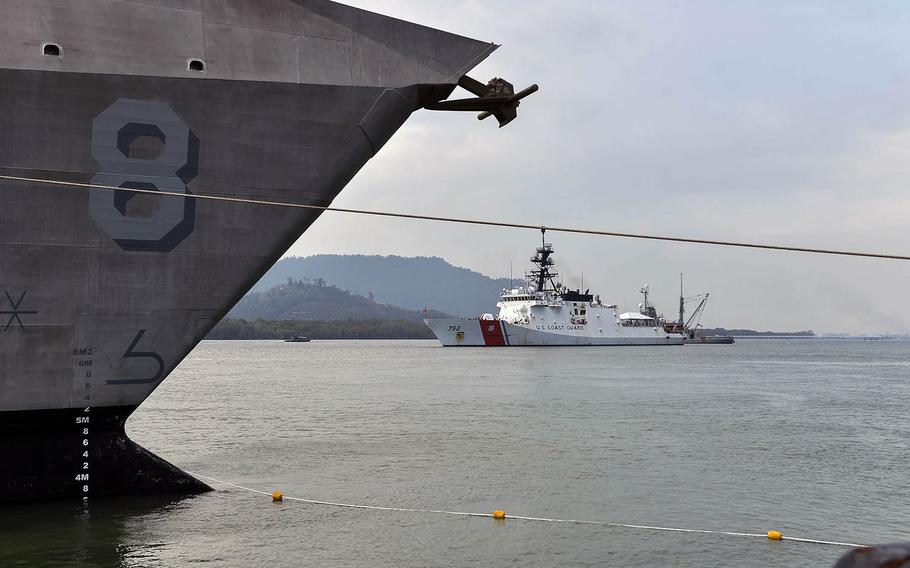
[
  {"left": 678, "top": 273, "right": 685, "bottom": 324},
  {"left": 529, "top": 227, "right": 558, "bottom": 294},
  {"left": 639, "top": 284, "right": 658, "bottom": 319}
]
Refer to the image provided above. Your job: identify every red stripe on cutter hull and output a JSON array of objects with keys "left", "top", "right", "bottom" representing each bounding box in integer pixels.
[{"left": 479, "top": 320, "right": 506, "bottom": 346}]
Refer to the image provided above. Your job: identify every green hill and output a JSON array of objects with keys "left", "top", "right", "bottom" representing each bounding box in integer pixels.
[
  {"left": 249, "top": 255, "right": 511, "bottom": 316},
  {"left": 229, "top": 278, "right": 450, "bottom": 321}
]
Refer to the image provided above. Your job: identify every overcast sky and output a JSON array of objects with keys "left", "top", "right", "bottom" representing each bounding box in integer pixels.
[{"left": 286, "top": 1, "right": 910, "bottom": 334}]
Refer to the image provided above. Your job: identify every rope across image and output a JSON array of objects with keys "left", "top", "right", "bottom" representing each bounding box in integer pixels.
[
  {"left": 188, "top": 472, "right": 868, "bottom": 550},
  {"left": 1, "top": 173, "right": 907, "bottom": 262}
]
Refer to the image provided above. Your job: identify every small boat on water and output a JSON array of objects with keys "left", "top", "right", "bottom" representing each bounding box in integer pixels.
[
  {"left": 662, "top": 276, "right": 735, "bottom": 344},
  {"left": 285, "top": 336, "right": 311, "bottom": 343},
  {"left": 424, "top": 233, "right": 683, "bottom": 347}
]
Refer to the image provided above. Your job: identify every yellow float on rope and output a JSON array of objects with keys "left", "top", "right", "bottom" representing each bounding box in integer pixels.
[
  {"left": 492, "top": 510, "right": 506, "bottom": 520},
  {"left": 767, "top": 530, "right": 783, "bottom": 541},
  {"left": 272, "top": 491, "right": 284, "bottom": 502}
]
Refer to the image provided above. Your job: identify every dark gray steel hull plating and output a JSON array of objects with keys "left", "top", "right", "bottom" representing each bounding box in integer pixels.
[{"left": 0, "top": 0, "right": 495, "bottom": 502}]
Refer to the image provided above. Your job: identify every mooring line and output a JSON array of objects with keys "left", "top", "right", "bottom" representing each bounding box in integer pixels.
[
  {"left": 1, "top": 173, "right": 908, "bottom": 262},
  {"left": 186, "top": 471, "right": 867, "bottom": 549}
]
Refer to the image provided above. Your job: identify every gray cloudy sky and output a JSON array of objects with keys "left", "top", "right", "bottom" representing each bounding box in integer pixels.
[{"left": 287, "top": 1, "right": 910, "bottom": 334}]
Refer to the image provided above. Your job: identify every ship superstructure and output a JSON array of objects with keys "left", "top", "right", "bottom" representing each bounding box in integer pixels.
[
  {"left": 0, "top": 0, "right": 534, "bottom": 502},
  {"left": 425, "top": 234, "right": 683, "bottom": 346}
]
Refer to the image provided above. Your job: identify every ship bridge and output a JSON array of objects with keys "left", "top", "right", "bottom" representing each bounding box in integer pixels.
[{"left": 619, "top": 312, "right": 659, "bottom": 327}]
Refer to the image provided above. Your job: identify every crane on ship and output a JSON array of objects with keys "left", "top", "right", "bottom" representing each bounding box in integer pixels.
[{"left": 663, "top": 274, "right": 711, "bottom": 338}]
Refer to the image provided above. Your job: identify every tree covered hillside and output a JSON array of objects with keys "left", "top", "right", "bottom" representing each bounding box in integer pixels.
[
  {"left": 250, "top": 255, "right": 511, "bottom": 317},
  {"left": 209, "top": 319, "right": 434, "bottom": 340},
  {"left": 229, "top": 278, "right": 450, "bottom": 321}
]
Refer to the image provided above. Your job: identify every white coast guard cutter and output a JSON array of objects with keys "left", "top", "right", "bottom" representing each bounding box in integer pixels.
[{"left": 424, "top": 233, "right": 684, "bottom": 347}]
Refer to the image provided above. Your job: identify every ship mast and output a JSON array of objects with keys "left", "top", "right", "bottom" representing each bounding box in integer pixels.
[
  {"left": 529, "top": 228, "right": 559, "bottom": 294},
  {"left": 639, "top": 284, "right": 658, "bottom": 320},
  {"left": 678, "top": 273, "right": 685, "bottom": 325}
]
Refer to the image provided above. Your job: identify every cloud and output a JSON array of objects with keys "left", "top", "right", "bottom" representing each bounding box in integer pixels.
[{"left": 289, "top": 1, "right": 910, "bottom": 334}]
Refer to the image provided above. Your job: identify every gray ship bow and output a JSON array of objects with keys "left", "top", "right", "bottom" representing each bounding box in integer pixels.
[{"left": 0, "top": 0, "right": 532, "bottom": 503}]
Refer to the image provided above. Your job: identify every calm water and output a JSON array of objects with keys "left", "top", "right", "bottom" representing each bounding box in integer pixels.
[{"left": 2, "top": 339, "right": 909, "bottom": 567}]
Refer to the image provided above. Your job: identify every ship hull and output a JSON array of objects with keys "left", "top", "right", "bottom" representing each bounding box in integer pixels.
[
  {"left": 0, "top": 407, "right": 209, "bottom": 503},
  {"left": 425, "top": 319, "right": 685, "bottom": 347},
  {"left": 0, "top": 70, "right": 414, "bottom": 502},
  {"left": 0, "top": 0, "right": 497, "bottom": 502}
]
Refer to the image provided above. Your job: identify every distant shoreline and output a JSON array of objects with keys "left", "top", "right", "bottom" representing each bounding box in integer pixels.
[
  {"left": 732, "top": 335, "right": 907, "bottom": 341},
  {"left": 207, "top": 319, "right": 899, "bottom": 341},
  {"left": 698, "top": 328, "right": 814, "bottom": 338},
  {"left": 207, "top": 318, "right": 435, "bottom": 340}
]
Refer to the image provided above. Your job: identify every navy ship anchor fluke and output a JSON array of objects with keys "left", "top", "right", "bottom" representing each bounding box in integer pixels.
[
  {"left": 0, "top": 0, "right": 527, "bottom": 503},
  {"left": 424, "top": 76, "right": 540, "bottom": 127}
]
